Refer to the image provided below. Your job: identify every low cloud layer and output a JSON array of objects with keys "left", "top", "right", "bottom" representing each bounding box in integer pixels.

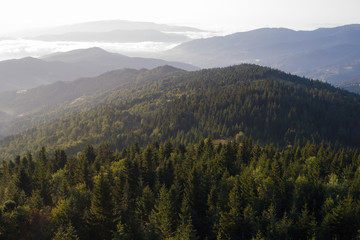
[{"left": 0, "top": 39, "right": 181, "bottom": 60}]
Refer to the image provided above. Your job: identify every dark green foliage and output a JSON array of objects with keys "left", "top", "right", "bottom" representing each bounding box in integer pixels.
[
  {"left": 33, "top": 147, "right": 52, "bottom": 206},
  {"left": 0, "top": 65, "right": 360, "bottom": 239},
  {"left": 1, "top": 65, "right": 360, "bottom": 159},
  {"left": 53, "top": 149, "right": 67, "bottom": 173},
  {"left": 320, "top": 195, "right": 360, "bottom": 239},
  {"left": 0, "top": 140, "right": 360, "bottom": 239},
  {"left": 151, "top": 184, "right": 175, "bottom": 239},
  {"left": 87, "top": 171, "right": 115, "bottom": 240},
  {"left": 52, "top": 222, "right": 79, "bottom": 240},
  {"left": 3, "top": 200, "right": 16, "bottom": 212}
]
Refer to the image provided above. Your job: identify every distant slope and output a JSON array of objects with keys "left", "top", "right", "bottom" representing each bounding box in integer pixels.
[
  {"left": 337, "top": 78, "right": 360, "bottom": 94},
  {"left": 0, "top": 47, "right": 198, "bottom": 92},
  {"left": 162, "top": 24, "right": 360, "bottom": 85},
  {"left": 0, "top": 111, "right": 10, "bottom": 131},
  {"left": 1, "top": 64, "right": 360, "bottom": 159},
  {"left": 41, "top": 47, "right": 198, "bottom": 71},
  {"left": 0, "top": 65, "right": 185, "bottom": 117},
  {"left": 33, "top": 29, "right": 190, "bottom": 43},
  {"left": 0, "top": 57, "right": 94, "bottom": 92}
]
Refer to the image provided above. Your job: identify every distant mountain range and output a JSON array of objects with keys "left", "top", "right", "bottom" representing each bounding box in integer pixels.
[
  {"left": 33, "top": 29, "right": 190, "bottom": 43},
  {"left": 0, "top": 20, "right": 210, "bottom": 61},
  {"left": 7, "top": 20, "right": 205, "bottom": 38},
  {"left": 1, "top": 22, "right": 360, "bottom": 94},
  {"left": 161, "top": 24, "right": 360, "bottom": 85},
  {"left": 0, "top": 47, "right": 198, "bottom": 92},
  {"left": 336, "top": 78, "right": 360, "bottom": 94}
]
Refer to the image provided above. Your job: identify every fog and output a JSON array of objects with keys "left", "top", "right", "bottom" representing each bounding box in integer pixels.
[{"left": 0, "top": 38, "right": 183, "bottom": 60}]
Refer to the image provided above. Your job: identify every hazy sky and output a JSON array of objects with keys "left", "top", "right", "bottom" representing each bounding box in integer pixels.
[{"left": 1, "top": 0, "right": 359, "bottom": 34}]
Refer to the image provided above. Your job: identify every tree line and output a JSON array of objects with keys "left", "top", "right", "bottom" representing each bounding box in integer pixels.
[{"left": 1, "top": 138, "right": 360, "bottom": 239}]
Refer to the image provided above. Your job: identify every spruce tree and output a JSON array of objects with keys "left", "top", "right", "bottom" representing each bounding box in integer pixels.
[
  {"left": 52, "top": 222, "right": 79, "bottom": 240},
  {"left": 151, "top": 184, "right": 174, "bottom": 239},
  {"left": 87, "top": 171, "right": 115, "bottom": 240}
]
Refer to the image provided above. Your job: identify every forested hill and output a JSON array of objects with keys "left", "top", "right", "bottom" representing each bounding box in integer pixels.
[
  {"left": 1, "top": 64, "right": 360, "bottom": 159},
  {"left": 0, "top": 65, "right": 185, "bottom": 118}
]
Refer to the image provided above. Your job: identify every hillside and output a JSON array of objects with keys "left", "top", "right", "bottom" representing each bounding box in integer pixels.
[
  {"left": 0, "top": 111, "right": 10, "bottom": 137},
  {"left": 161, "top": 24, "right": 360, "bottom": 85},
  {"left": 0, "top": 65, "right": 185, "bottom": 136},
  {"left": 41, "top": 47, "right": 197, "bottom": 71},
  {"left": 0, "top": 47, "right": 197, "bottom": 92},
  {"left": 0, "top": 57, "right": 92, "bottom": 92},
  {"left": 337, "top": 78, "right": 360, "bottom": 94},
  {"left": 1, "top": 64, "right": 360, "bottom": 159}
]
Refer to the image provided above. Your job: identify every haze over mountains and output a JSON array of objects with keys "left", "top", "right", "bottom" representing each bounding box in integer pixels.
[
  {"left": 33, "top": 29, "right": 190, "bottom": 43},
  {"left": 336, "top": 78, "right": 360, "bottom": 94},
  {"left": 0, "top": 20, "right": 211, "bottom": 60},
  {"left": 26, "top": 20, "right": 208, "bottom": 43},
  {"left": 161, "top": 24, "right": 360, "bottom": 85},
  {"left": 0, "top": 20, "right": 360, "bottom": 143},
  {"left": 0, "top": 65, "right": 185, "bottom": 117},
  {"left": 1, "top": 20, "right": 360, "bottom": 90},
  {"left": 0, "top": 65, "right": 185, "bottom": 139},
  {"left": 9, "top": 20, "right": 205, "bottom": 38},
  {"left": 0, "top": 47, "right": 197, "bottom": 92}
]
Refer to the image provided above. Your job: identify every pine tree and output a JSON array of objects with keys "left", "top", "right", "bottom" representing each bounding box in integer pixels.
[
  {"left": 136, "top": 185, "right": 155, "bottom": 223},
  {"left": 141, "top": 145, "right": 156, "bottom": 188},
  {"left": 14, "top": 166, "right": 32, "bottom": 196},
  {"left": 54, "top": 149, "right": 67, "bottom": 172},
  {"left": 321, "top": 195, "right": 360, "bottom": 239},
  {"left": 33, "top": 147, "right": 52, "bottom": 206},
  {"left": 174, "top": 199, "right": 199, "bottom": 240},
  {"left": 112, "top": 220, "right": 131, "bottom": 240},
  {"left": 93, "top": 142, "right": 114, "bottom": 170},
  {"left": 218, "top": 175, "right": 255, "bottom": 239},
  {"left": 81, "top": 143, "right": 97, "bottom": 164},
  {"left": 52, "top": 222, "right": 79, "bottom": 240},
  {"left": 87, "top": 171, "right": 115, "bottom": 240},
  {"left": 295, "top": 204, "right": 316, "bottom": 240},
  {"left": 151, "top": 184, "right": 174, "bottom": 239},
  {"left": 76, "top": 156, "right": 92, "bottom": 189}
]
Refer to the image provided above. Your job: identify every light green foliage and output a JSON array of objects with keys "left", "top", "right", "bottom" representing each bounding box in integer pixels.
[
  {"left": 1, "top": 65, "right": 360, "bottom": 160},
  {"left": 151, "top": 184, "right": 174, "bottom": 239},
  {"left": 52, "top": 222, "right": 79, "bottom": 240},
  {"left": 87, "top": 171, "right": 114, "bottom": 240},
  {"left": 0, "top": 127, "right": 359, "bottom": 239}
]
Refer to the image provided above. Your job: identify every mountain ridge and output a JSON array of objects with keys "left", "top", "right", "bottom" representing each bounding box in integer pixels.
[
  {"left": 6, "top": 19, "right": 205, "bottom": 38},
  {"left": 1, "top": 64, "right": 359, "bottom": 159},
  {"left": 160, "top": 24, "right": 360, "bottom": 86},
  {"left": 0, "top": 65, "right": 185, "bottom": 137},
  {"left": 0, "top": 47, "right": 198, "bottom": 92}
]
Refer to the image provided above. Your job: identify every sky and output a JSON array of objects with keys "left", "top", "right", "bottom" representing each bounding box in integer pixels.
[{"left": 0, "top": 0, "right": 359, "bottom": 34}]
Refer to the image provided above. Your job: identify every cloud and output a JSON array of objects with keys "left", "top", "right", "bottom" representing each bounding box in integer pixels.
[{"left": 0, "top": 39, "right": 181, "bottom": 60}]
